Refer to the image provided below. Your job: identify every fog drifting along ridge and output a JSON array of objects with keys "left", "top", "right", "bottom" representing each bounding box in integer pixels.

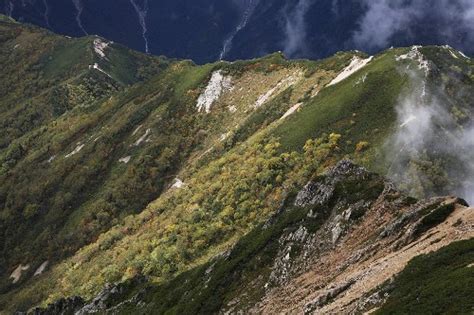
[
  {"left": 353, "top": 0, "right": 474, "bottom": 54},
  {"left": 387, "top": 49, "right": 474, "bottom": 203}
]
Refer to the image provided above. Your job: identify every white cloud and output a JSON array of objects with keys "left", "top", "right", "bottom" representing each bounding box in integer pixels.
[
  {"left": 283, "top": 0, "right": 313, "bottom": 57},
  {"left": 353, "top": 0, "right": 474, "bottom": 53}
]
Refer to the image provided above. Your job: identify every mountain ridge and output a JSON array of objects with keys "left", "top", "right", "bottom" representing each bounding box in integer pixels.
[{"left": 0, "top": 17, "right": 473, "bottom": 313}]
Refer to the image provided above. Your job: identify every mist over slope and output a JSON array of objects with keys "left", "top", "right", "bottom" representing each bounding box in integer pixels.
[
  {"left": 0, "top": 17, "right": 473, "bottom": 314},
  {"left": 385, "top": 46, "right": 474, "bottom": 203},
  {"left": 1, "top": 0, "right": 473, "bottom": 63}
]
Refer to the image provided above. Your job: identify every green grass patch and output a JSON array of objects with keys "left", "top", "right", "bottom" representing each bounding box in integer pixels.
[{"left": 377, "top": 238, "right": 474, "bottom": 315}]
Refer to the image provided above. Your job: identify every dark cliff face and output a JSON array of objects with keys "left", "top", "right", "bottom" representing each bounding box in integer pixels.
[
  {"left": 29, "top": 161, "right": 471, "bottom": 314},
  {"left": 2, "top": 0, "right": 473, "bottom": 64}
]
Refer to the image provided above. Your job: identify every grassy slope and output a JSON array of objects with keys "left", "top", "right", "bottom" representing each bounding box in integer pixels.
[
  {"left": 0, "top": 19, "right": 170, "bottom": 284},
  {"left": 274, "top": 49, "right": 406, "bottom": 157},
  {"left": 376, "top": 238, "right": 474, "bottom": 315}
]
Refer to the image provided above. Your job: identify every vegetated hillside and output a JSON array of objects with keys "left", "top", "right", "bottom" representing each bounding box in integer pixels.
[
  {"left": 30, "top": 161, "right": 474, "bottom": 314},
  {"left": 0, "top": 15, "right": 170, "bottom": 278},
  {"left": 0, "top": 17, "right": 473, "bottom": 313}
]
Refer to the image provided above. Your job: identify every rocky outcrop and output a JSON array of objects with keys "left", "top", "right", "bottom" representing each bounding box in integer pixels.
[
  {"left": 29, "top": 297, "right": 85, "bottom": 315},
  {"left": 29, "top": 276, "right": 147, "bottom": 315}
]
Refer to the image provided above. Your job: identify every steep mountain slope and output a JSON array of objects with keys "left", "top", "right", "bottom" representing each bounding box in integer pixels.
[
  {"left": 0, "top": 18, "right": 473, "bottom": 313},
  {"left": 0, "top": 15, "right": 170, "bottom": 284},
  {"left": 30, "top": 161, "right": 473, "bottom": 314}
]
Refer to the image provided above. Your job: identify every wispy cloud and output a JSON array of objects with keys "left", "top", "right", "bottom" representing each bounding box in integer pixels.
[
  {"left": 42, "top": 0, "right": 51, "bottom": 29},
  {"left": 386, "top": 48, "right": 474, "bottom": 203},
  {"left": 282, "top": 0, "right": 313, "bottom": 58},
  {"left": 4, "top": 1, "right": 14, "bottom": 17},
  {"left": 220, "top": 0, "right": 260, "bottom": 60},
  {"left": 353, "top": 0, "right": 474, "bottom": 53},
  {"left": 72, "top": 0, "right": 87, "bottom": 35},
  {"left": 129, "top": 0, "right": 150, "bottom": 53}
]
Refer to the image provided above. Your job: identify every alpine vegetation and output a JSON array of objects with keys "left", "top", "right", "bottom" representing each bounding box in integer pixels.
[{"left": 0, "top": 17, "right": 473, "bottom": 314}]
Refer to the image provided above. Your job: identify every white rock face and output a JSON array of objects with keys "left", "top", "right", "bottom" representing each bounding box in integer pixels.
[
  {"left": 65, "top": 144, "right": 85, "bottom": 158},
  {"left": 132, "top": 125, "right": 143, "bottom": 136},
  {"left": 119, "top": 156, "right": 131, "bottom": 164},
  {"left": 171, "top": 178, "right": 184, "bottom": 189},
  {"left": 93, "top": 38, "right": 110, "bottom": 59},
  {"left": 328, "top": 56, "right": 373, "bottom": 87},
  {"left": 443, "top": 45, "right": 459, "bottom": 59},
  {"left": 396, "top": 46, "right": 430, "bottom": 76},
  {"left": 220, "top": 132, "right": 231, "bottom": 141},
  {"left": 134, "top": 128, "right": 151, "bottom": 146},
  {"left": 89, "top": 63, "right": 113, "bottom": 79},
  {"left": 280, "top": 103, "right": 302, "bottom": 120},
  {"left": 254, "top": 75, "right": 300, "bottom": 108},
  {"left": 10, "top": 264, "right": 30, "bottom": 284},
  {"left": 458, "top": 50, "right": 469, "bottom": 59},
  {"left": 196, "top": 70, "right": 232, "bottom": 113},
  {"left": 34, "top": 261, "right": 49, "bottom": 276}
]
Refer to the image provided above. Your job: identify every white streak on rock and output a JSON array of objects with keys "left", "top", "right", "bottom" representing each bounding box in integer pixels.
[
  {"left": 280, "top": 103, "right": 302, "bottom": 120},
  {"left": 42, "top": 0, "right": 51, "bottom": 28},
  {"left": 34, "top": 261, "right": 49, "bottom": 276},
  {"left": 89, "top": 63, "right": 113, "bottom": 79},
  {"left": 220, "top": 132, "right": 231, "bottom": 141},
  {"left": 328, "top": 56, "right": 373, "bottom": 86},
  {"left": 255, "top": 75, "right": 299, "bottom": 108},
  {"left": 65, "top": 144, "right": 85, "bottom": 158},
  {"left": 119, "top": 156, "right": 131, "bottom": 164},
  {"left": 458, "top": 50, "right": 469, "bottom": 59},
  {"left": 10, "top": 264, "right": 30, "bottom": 284},
  {"left": 132, "top": 125, "right": 143, "bottom": 136},
  {"left": 4, "top": 1, "right": 14, "bottom": 17},
  {"left": 93, "top": 38, "right": 110, "bottom": 60},
  {"left": 171, "top": 178, "right": 184, "bottom": 189},
  {"left": 129, "top": 0, "right": 150, "bottom": 53},
  {"left": 134, "top": 128, "right": 151, "bottom": 146},
  {"left": 72, "top": 0, "right": 88, "bottom": 35},
  {"left": 396, "top": 46, "right": 430, "bottom": 76},
  {"left": 355, "top": 73, "right": 368, "bottom": 86},
  {"left": 219, "top": 0, "right": 259, "bottom": 60}
]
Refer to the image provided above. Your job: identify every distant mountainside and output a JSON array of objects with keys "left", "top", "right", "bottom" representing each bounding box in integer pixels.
[
  {"left": 1, "top": 0, "right": 473, "bottom": 64},
  {"left": 0, "top": 16, "right": 473, "bottom": 314}
]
